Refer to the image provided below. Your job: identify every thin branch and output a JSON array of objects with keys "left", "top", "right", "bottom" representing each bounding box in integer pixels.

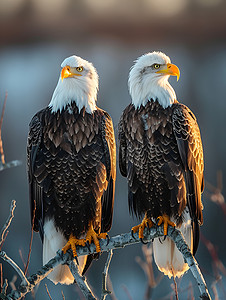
[
  {"left": 135, "top": 244, "right": 163, "bottom": 299},
  {"left": 171, "top": 271, "right": 179, "bottom": 300},
  {"left": 0, "top": 160, "right": 22, "bottom": 172},
  {"left": 0, "top": 92, "right": 7, "bottom": 165},
  {"left": 9, "top": 276, "right": 17, "bottom": 292},
  {"left": 18, "top": 250, "right": 26, "bottom": 272},
  {"left": 0, "top": 263, "right": 3, "bottom": 293},
  {"left": 101, "top": 250, "right": 113, "bottom": 300},
  {"left": 0, "top": 251, "right": 29, "bottom": 286},
  {"left": 106, "top": 276, "right": 117, "bottom": 300},
  {"left": 24, "top": 200, "right": 36, "bottom": 276},
  {"left": 188, "top": 281, "right": 195, "bottom": 300},
  {"left": 205, "top": 171, "right": 226, "bottom": 215},
  {"left": 1, "top": 251, "right": 70, "bottom": 299},
  {"left": 0, "top": 232, "right": 9, "bottom": 252},
  {"left": 211, "top": 281, "right": 219, "bottom": 300},
  {"left": 61, "top": 290, "right": 65, "bottom": 300},
  {"left": 0, "top": 200, "right": 16, "bottom": 250},
  {"left": 121, "top": 284, "right": 133, "bottom": 300},
  {"left": 2, "top": 279, "right": 8, "bottom": 295},
  {"left": 68, "top": 260, "right": 96, "bottom": 300},
  {"left": 167, "top": 227, "right": 211, "bottom": 300},
  {"left": 160, "top": 281, "right": 194, "bottom": 300},
  {"left": 201, "top": 233, "right": 226, "bottom": 276},
  {"left": 45, "top": 284, "right": 53, "bottom": 300}
]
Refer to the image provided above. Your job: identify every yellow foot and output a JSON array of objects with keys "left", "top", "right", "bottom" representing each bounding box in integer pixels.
[
  {"left": 62, "top": 224, "right": 108, "bottom": 257},
  {"left": 62, "top": 234, "right": 86, "bottom": 257},
  {"left": 157, "top": 214, "right": 176, "bottom": 236},
  {"left": 132, "top": 216, "right": 154, "bottom": 239},
  {"left": 85, "top": 224, "right": 107, "bottom": 253}
]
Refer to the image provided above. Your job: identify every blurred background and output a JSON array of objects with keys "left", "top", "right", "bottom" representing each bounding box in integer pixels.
[{"left": 0, "top": 0, "right": 226, "bottom": 299}]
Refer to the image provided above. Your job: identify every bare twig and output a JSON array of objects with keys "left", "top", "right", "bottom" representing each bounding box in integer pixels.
[
  {"left": 68, "top": 260, "right": 96, "bottom": 300},
  {"left": 121, "top": 284, "right": 133, "bottom": 300},
  {"left": 0, "top": 263, "right": 3, "bottom": 293},
  {"left": 9, "top": 276, "right": 17, "bottom": 291},
  {"left": 18, "top": 250, "right": 26, "bottom": 272},
  {"left": 106, "top": 276, "right": 117, "bottom": 300},
  {"left": 101, "top": 250, "right": 113, "bottom": 300},
  {"left": 45, "top": 284, "right": 53, "bottom": 300},
  {"left": 172, "top": 271, "right": 179, "bottom": 300},
  {"left": 188, "top": 281, "right": 195, "bottom": 300},
  {"left": 0, "top": 92, "right": 7, "bottom": 164},
  {"left": 0, "top": 160, "right": 22, "bottom": 172},
  {"left": 2, "top": 279, "right": 8, "bottom": 295},
  {"left": 136, "top": 244, "right": 163, "bottom": 299},
  {"left": 201, "top": 233, "right": 226, "bottom": 299},
  {"left": 211, "top": 280, "right": 219, "bottom": 300},
  {"left": 61, "top": 290, "right": 65, "bottom": 300},
  {"left": 201, "top": 233, "right": 226, "bottom": 276},
  {"left": 0, "top": 200, "right": 16, "bottom": 250},
  {"left": 0, "top": 251, "right": 29, "bottom": 285},
  {"left": 206, "top": 171, "right": 226, "bottom": 215},
  {"left": 24, "top": 200, "right": 36, "bottom": 276},
  {"left": 0, "top": 232, "right": 9, "bottom": 252},
  {"left": 1, "top": 250, "right": 70, "bottom": 299},
  {"left": 168, "top": 227, "right": 211, "bottom": 299}
]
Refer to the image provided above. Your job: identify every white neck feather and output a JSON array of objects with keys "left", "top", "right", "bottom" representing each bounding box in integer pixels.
[
  {"left": 129, "top": 74, "right": 177, "bottom": 109},
  {"left": 49, "top": 76, "right": 97, "bottom": 114}
]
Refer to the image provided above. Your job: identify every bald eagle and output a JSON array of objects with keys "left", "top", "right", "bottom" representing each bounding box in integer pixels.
[
  {"left": 119, "top": 51, "right": 204, "bottom": 278},
  {"left": 27, "top": 55, "right": 116, "bottom": 284}
]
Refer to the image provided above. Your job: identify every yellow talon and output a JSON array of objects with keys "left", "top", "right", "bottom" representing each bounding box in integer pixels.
[
  {"left": 62, "top": 234, "right": 81, "bottom": 257},
  {"left": 157, "top": 214, "right": 176, "bottom": 235},
  {"left": 62, "top": 224, "right": 108, "bottom": 257},
  {"left": 132, "top": 214, "right": 154, "bottom": 239},
  {"left": 85, "top": 224, "right": 107, "bottom": 253}
]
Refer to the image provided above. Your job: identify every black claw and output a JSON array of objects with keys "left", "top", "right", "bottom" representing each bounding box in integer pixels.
[
  {"left": 159, "top": 238, "right": 163, "bottom": 244},
  {"left": 106, "top": 234, "right": 110, "bottom": 246},
  {"left": 86, "top": 241, "right": 91, "bottom": 252},
  {"left": 75, "top": 256, "right": 79, "bottom": 265},
  {"left": 140, "top": 238, "right": 148, "bottom": 244},
  {"left": 163, "top": 235, "right": 167, "bottom": 241},
  {"left": 151, "top": 239, "right": 154, "bottom": 242},
  {"left": 131, "top": 230, "right": 135, "bottom": 239},
  {"left": 172, "top": 226, "right": 176, "bottom": 233}
]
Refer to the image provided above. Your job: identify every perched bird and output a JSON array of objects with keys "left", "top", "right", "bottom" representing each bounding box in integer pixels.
[
  {"left": 119, "top": 51, "right": 204, "bottom": 278},
  {"left": 27, "top": 55, "right": 116, "bottom": 284}
]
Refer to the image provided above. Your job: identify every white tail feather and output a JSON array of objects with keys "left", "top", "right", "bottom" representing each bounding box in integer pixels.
[
  {"left": 153, "top": 210, "right": 193, "bottom": 278},
  {"left": 43, "top": 219, "right": 86, "bottom": 285}
]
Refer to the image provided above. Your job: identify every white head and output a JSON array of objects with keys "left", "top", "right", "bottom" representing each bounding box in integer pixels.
[
  {"left": 128, "top": 51, "right": 180, "bottom": 109},
  {"left": 49, "top": 55, "right": 99, "bottom": 113}
]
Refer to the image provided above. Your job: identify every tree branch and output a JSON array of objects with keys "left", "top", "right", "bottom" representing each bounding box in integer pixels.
[
  {"left": 101, "top": 250, "right": 113, "bottom": 300},
  {"left": 167, "top": 227, "right": 211, "bottom": 299},
  {"left": 24, "top": 200, "right": 36, "bottom": 276},
  {"left": 68, "top": 260, "right": 96, "bottom": 300},
  {"left": 0, "top": 200, "right": 16, "bottom": 250},
  {"left": 0, "top": 92, "right": 7, "bottom": 165},
  {"left": 0, "top": 225, "right": 211, "bottom": 300},
  {"left": 0, "top": 252, "right": 29, "bottom": 286},
  {"left": 0, "top": 161, "right": 22, "bottom": 172}
]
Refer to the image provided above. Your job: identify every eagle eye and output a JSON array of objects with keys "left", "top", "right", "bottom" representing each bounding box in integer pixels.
[
  {"left": 153, "top": 64, "right": 161, "bottom": 69},
  {"left": 76, "top": 66, "right": 84, "bottom": 72}
]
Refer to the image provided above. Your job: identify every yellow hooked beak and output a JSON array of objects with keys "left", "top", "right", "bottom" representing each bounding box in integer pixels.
[
  {"left": 61, "top": 66, "right": 82, "bottom": 81},
  {"left": 156, "top": 63, "right": 180, "bottom": 81}
]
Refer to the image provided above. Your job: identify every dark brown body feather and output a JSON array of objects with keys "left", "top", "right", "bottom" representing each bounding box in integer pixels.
[
  {"left": 27, "top": 102, "right": 116, "bottom": 261},
  {"left": 119, "top": 100, "right": 204, "bottom": 254}
]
